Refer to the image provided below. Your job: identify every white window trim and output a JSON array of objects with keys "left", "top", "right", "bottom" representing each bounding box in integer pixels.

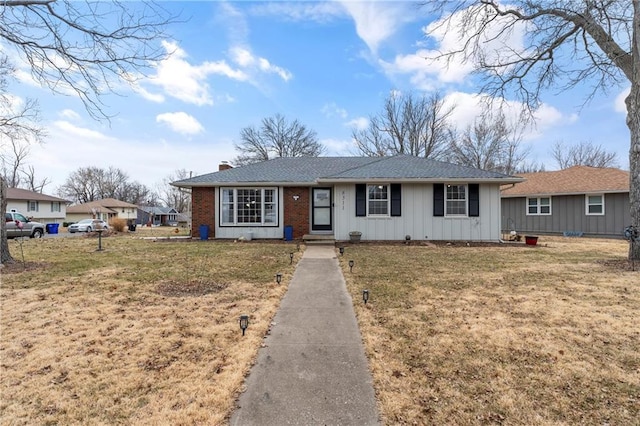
[
  {"left": 445, "top": 184, "right": 468, "bottom": 217},
  {"left": 27, "top": 200, "right": 39, "bottom": 212},
  {"left": 367, "top": 184, "right": 390, "bottom": 217},
  {"left": 50, "top": 202, "right": 61, "bottom": 212},
  {"left": 526, "top": 197, "right": 552, "bottom": 216},
  {"left": 220, "top": 187, "right": 278, "bottom": 226},
  {"left": 585, "top": 194, "right": 605, "bottom": 216}
]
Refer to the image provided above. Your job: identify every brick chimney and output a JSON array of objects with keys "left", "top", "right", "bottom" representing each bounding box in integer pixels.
[{"left": 219, "top": 161, "right": 233, "bottom": 171}]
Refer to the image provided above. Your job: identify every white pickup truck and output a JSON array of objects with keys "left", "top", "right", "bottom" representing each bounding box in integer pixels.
[{"left": 4, "top": 211, "right": 45, "bottom": 239}]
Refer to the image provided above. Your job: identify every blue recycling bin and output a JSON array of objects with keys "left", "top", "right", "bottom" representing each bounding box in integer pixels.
[
  {"left": 199, "top": 224, "right": 210, "bottom": 240},
  {"left": 284, "top": 225, "right": 293, "bottom": 241},
  {"left": 50, "top": 223, "right": 59, "bottom": 234},
  {"left": 46, "top": 224, "right": 53, "bottom": 234}
]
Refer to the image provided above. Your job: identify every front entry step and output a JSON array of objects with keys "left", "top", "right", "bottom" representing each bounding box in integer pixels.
[{"left": 302, "top": 234, "right": 335, "bottom": 245}]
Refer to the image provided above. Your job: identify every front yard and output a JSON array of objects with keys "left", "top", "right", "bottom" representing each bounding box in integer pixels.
[
  {"left": 1, "top": 235, "right": 638, "bottom": 425},
  {"left": 340, "top": 238, "right": 639, "bottom": 425}
]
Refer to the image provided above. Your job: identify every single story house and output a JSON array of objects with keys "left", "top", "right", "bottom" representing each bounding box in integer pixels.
[
  {"left": 137, "top": 206, "right": 184, "bottom": 226},
  {"left": 172, "top": 155, "right": 523, "bottom": 242},
  {"left": 6, "top": 187, "right": 68, "bottom": 223},
  {"left": 66, "top": 198, "right": 138, "bottom": 223},
  {"left": 501, "top": 166, "right": 630, "bottom": 237}
]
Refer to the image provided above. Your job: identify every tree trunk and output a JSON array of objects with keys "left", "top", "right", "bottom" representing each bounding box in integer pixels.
[
  {"left": 627, "top": 2, "right": 640, "bottom": 261},
  {"left": 1, "top": 177, "right": 14, "bottom": 265}
]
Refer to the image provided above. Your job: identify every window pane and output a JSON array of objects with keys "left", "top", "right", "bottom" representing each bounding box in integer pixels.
[
  {"left": 540, "top": 198, "right": 550, "bottom": 206},
  {"left": 264, "top": 203, "right": 276, "bottom": 224},
  {"left": 237, "top": 189, "right": 262, "bottom": 223},
  {"left": 588, "top": 204, "right": 603, "bottom": 214},
  {"left": 540, "top": 205, "right": 550, "bottom": 214},
  {"left": 367, "top": 185, "right": 388, "bottom": 215},
  {"left": 446, "top": 185, "right": 467, "bottom": 215},
  {"left": 447, "top": 185, "right": 465, "bottom": 200},
  {"left": 588, "top": 195, "right": 602, "bottom": 204},
  {"left": 528, "top": 198, "right": 538, "bottom": 206}
]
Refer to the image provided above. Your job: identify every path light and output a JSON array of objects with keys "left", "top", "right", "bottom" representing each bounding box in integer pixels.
[
  {"left": 296, "top": 243, "right": 300, "bottom": 252},
  {"left": 339, "top": 247, "right": 344, "bottom": 256},
  {"left": 348, "top": 260, "right": 354, "bottom": 272},
  {"left": 96, "top": 229, "right": 104, "bottom": 251},
  {"left": 276, "top": 273, "right": 282, "bottom": 284},
  {"left": 290, "top": 252, "right": 294, "bottom": 264},
  {"left": 239, "top": 315, "right": 249, "bottom": 336},
  {"left": 362, "top": 289, "right": 369, "bottom": 304}
]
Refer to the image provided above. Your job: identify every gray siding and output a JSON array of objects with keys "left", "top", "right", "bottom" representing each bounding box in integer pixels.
[{"left": 501, "top": 193, "right": 630, "bottom": 237}]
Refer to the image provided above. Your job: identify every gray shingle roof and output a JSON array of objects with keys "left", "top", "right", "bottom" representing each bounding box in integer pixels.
[{"left": 172, "top": 155, "right": 521, "bottom": 187}]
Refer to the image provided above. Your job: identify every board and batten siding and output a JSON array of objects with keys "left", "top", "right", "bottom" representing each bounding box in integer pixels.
[
  {"left": 501, "top": 193, "right": 630, "bottom": 237},
  {"left": 213, "top": 187, "right": 285, "bottom": 239},
  {"left": 334, "top": 183, "right": 503, "bottom": 241}
]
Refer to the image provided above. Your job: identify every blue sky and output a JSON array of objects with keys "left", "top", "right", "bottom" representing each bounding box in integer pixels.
[{"left": 6, "top": 1, "right": 631, "bottom": 194}]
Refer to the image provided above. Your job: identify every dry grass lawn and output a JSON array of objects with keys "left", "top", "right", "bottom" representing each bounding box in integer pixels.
[
  {"left": 340, "top": 237, "right": 639, "bottom": 425},
  {"left": 2, "top": 234, "right": 638, "bottom": 425},
  {"left": 1, "top": 235, "right": 300, "bottom": 425}
]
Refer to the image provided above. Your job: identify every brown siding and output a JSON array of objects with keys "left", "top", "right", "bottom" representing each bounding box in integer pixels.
[
  {"left": 501, "top": 193, "right": 631, "bottom": 237},
  {"left": 283, "top": 187, "right": 310, "bottom": 239},
  {"left": 191, "top": 187, "right": 215, "bottom": 239}
]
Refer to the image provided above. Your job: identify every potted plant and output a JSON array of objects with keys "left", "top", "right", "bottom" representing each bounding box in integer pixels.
[{"left": 349, "top": 231, "right": 362, "bottom": 243}]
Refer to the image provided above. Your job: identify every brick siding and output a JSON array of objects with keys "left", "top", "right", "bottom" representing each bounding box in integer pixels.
[
  {"left": 191, "top": 187, "right": 215, "bottom": 239},
  {"left": 283, "top": 187, "right": 310, "bottom": 239}
]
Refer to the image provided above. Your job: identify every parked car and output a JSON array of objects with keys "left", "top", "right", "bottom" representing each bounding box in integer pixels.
[
  {"left": 5, "top": 212, "right": 45, "bottom": 239},
  {"left": 68, "top": 219, "right": 109, "bottom": 233}
]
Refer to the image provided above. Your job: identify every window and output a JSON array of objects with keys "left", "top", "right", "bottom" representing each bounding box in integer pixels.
[
  {"left": 27, "top": 200, "right": 39, "bottom": 212},
  {"left": 221, "top": 188, "right": 278, "bottom": 226},
  {"left": 586, "top": 194, "right": 604, "bottom": 215},
  {"left": 368, "top": 185, "right": 389, "bottom": 216},
  {"left": 446, "top": 185, "right": 467, "bottom": 216},
  {"left": 526, "top": 197, "right": 551, "bottom": 215},
  {"left": 51, "top": 202, "right": 61, "bottom": 212}
]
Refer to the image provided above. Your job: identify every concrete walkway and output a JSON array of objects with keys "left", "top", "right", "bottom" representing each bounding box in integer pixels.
[{"left": 230, "top": 245, "right": 379, "bottom": 426}]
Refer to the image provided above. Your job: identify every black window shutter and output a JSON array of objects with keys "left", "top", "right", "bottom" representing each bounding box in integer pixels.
[
  {"left": 433, "top": 183, "right": 444, "bottom": 217},
  {"left": 355, "top": 184, "right": 366, "bottom": 217},
  {"left": 469, "top": 184, "right": 479, "bottom": 217},
  {"left": 390, "top": 184, "right": 401, "bottom": 216}
]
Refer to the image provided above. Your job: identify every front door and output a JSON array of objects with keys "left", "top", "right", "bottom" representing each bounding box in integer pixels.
[{"left": 311, "top": 188, "right": 332, "bottom": 231}]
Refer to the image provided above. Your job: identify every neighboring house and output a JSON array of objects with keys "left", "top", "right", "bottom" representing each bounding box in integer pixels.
[
  {"left": 137, "top": 206, "right": 182, "bottom": 226},
  {"left": 172, "top": 155, "right": 522, "bottom": 242},
  {"left": 6, "top": 188, "right": 68, "bottom": 223},
  {"left": 66, "top": 198, "right": 138, "bottom": 223},
  {"left": 501, "top": 166, "right": 631, "bottom": 237}
]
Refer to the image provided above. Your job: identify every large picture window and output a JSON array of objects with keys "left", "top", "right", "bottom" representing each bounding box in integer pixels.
[
  {"left": 527, "top": 197, "right": 551, "bottom": 215},
  {"left": 446, "top": 184, "right": 467, "bottom": 216},
  {"left": 221, "top": 188, "right": 278, "bottom": 226},
  {"left": 368, "top": 185, "right": 389, "bottom": 216}
]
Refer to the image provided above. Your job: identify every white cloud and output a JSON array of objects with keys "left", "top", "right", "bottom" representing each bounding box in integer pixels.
[
  {"left": 52, "top": 121, "right": 111, "bottom": 141},
  {"left": 338, "top": 1, "right": 417, "bottom": 54},
  {"left": 321, "top": 103, "right": 348, "bottom": 119},
  {"left": 249, "top": 2, "right": 345, "bottom": 23},
  {"left": 442, "top": 91, "right": 575, "bottom": 140},
  {"left": 230, "top": 47, "right": 292, "bottom": 81},
  {"left": 59, "top": 109, "right": 81, "bottom": 121},
  {"left": 615, "top": 87, "right": 630, "bottom": 114},
  {"left": 142, "top": 40, "right": 249, "bottom": 106},
  {"left": 156, "top": 112, "right": 204, "bottom": 135},
  {"left": 321, "top": 137, "right": 353, "bottom": 155},
  {"left": 346, "top": 117, "right": 368, "bottom": 131}
]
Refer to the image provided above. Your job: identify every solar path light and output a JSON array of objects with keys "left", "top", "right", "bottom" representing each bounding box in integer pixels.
[
  {"left": 362, "top": 289, "right": 369, "bottom": 304},
  {"left": 348, "top": 260, "right": 354, "bottom": 272},
  {"left": 339, "top": 247, "right": 344, "bottom": 256},
  {"left": 290, "top": 252, "right": 294, "bottom": 264},
  {"left": 239, "top": 315, "right": 249, "bottom": 336},
  {"left": 276, "top": 273, "right": 282, "bottom": 284}
]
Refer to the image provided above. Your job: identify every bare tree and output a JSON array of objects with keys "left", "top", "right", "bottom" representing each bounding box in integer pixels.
[
  {"left": 157, "top": 169, "right": 191, "bottom": 212},
  {"left": 57, "top": 166, "right": 151, "bottom": 205},
  {"left": 423, "top": 1, "right": 639, "bottom": 259},
  {"left": 352, "top": 91, "right": 455, "bottom": 159},
  {"left": 234, "top": 114, "right": 324, "bottom": 166},
  {"left": 0, "top": 0, "right": 175, "bottom": 120},
  {"left": 448, "top": 109, "right": 529, "bottom": 174},
  {"left": 551, "top": 140, "right": 619, "bottom": 169},
  {"left": 0, "top": 1, "right": 174, "bottom": 264},
  {"left": 23, "top": 165, "right": 51, "bottom": 193}
]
